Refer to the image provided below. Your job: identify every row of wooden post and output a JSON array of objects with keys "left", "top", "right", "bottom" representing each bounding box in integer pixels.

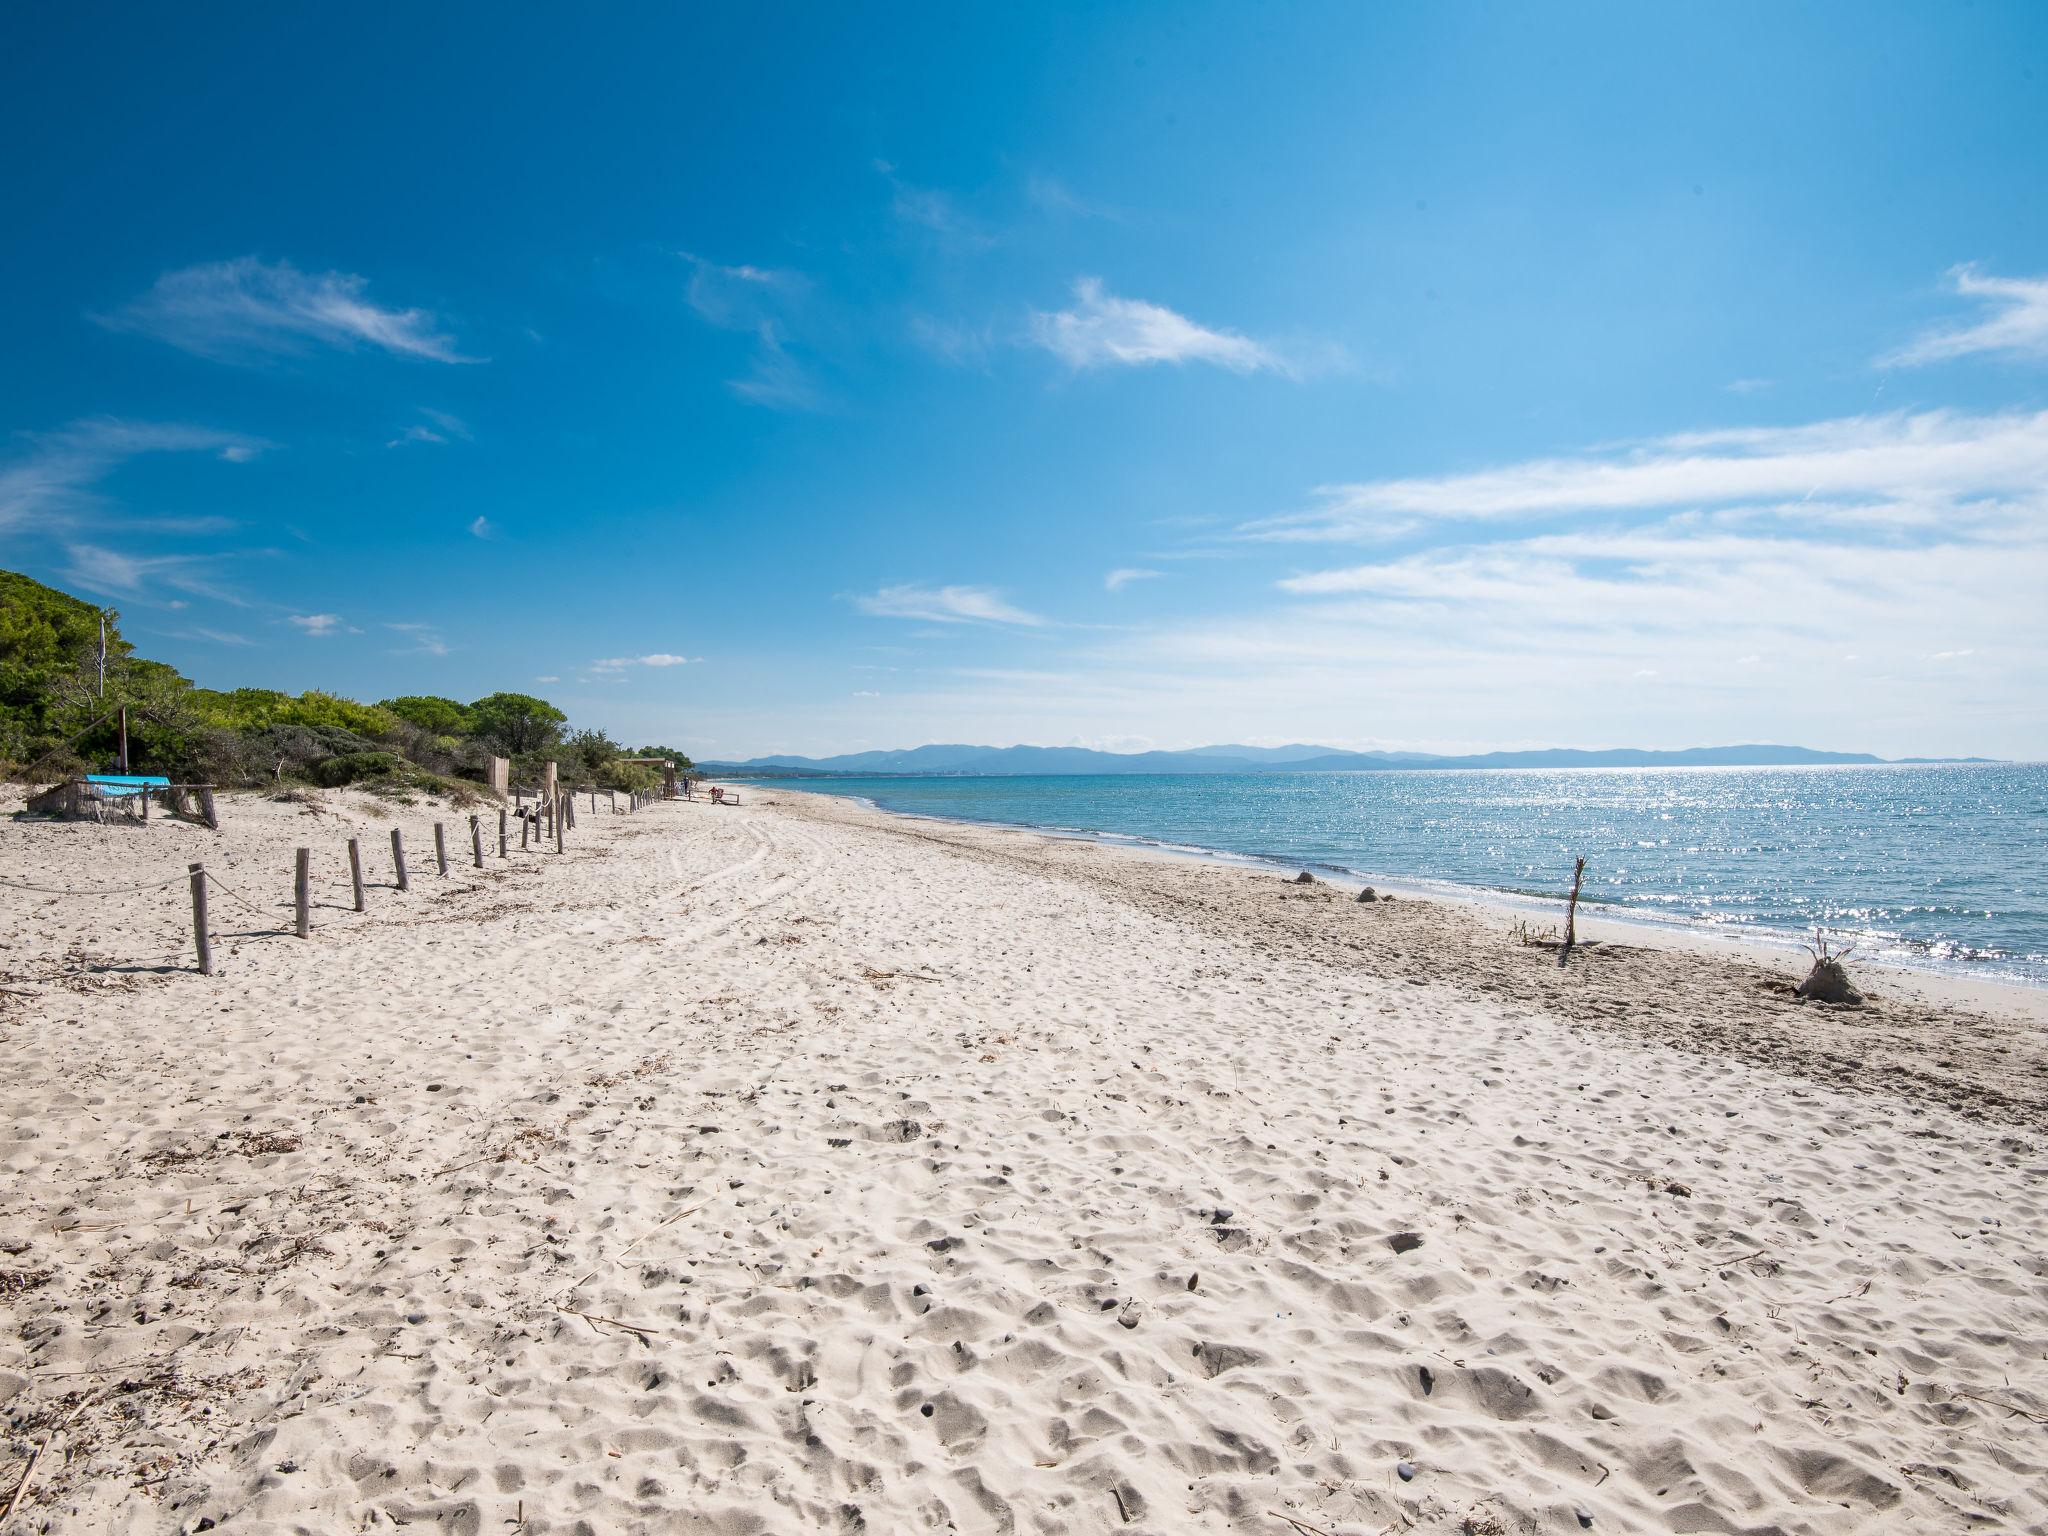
[{"left": 187, "top": 786, "right": 669, "bottom": 972}]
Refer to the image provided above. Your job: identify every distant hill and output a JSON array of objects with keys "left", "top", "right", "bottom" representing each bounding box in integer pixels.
[{"left": 703, "top": 742, "right": 1992, "bottom": 777}]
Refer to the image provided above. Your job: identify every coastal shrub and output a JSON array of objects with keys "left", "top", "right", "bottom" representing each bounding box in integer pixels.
[
  {"left": 380, "top": 695, "right": 474, "bottom": 735},
  {"left": 309, "top": 750, "right": 403, "bottom": 787},
  {"left": 597, "top": 757, "right": 661, "bottom": 792}
]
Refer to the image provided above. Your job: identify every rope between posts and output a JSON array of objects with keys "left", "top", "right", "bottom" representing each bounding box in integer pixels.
[
  {"left": 0, "top": 875, "right": 190, "bottom": 897},
  {"left": 200, "top": 872, "right": 271, "bottom": 916}
]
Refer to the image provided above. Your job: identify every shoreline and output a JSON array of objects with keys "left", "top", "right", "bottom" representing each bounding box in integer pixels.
[
  {"left": 747, "top": 777, "right": 2048, "bottom": 1015},
  {"left": 4, "top": 783, "right": 2045, "bottom": 1532}
]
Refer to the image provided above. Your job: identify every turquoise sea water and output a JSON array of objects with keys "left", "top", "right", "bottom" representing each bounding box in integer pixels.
[{"left": 751, "top": 764, "right": 2048, "bottom": 987}]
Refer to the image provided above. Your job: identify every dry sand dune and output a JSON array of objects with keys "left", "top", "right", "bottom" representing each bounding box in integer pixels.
[{"left": 3, "top": 785, "right": 2045, "bottom": 1535}]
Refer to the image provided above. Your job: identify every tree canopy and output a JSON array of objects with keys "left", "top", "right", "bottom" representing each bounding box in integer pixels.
[
  {"left": 380, "top": 695, "right": 474, "bottom": 736},
  {"left": 2, "top": 567, "right": 692, "bottom": 794},
  {"left": 467, "top": 692, "right": 567, "bottom": 756}
]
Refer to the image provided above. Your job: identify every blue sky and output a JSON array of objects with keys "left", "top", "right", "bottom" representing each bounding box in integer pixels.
[{"left": 4, "top": 2, "right": 2046, "bottom": 759}]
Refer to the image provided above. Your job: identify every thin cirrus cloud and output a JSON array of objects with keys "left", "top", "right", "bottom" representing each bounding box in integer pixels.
[
  {"left": 1029, "top": 278, "right": 1288, "bottom": 375},
  {"left": 1104, "top": 567, "right": 1163, "bottom": 591},
  {"left": 591, "top": 654, "right": 700, "bottom": 671},
  {"left": 102, "top": 257, "right": 476, "bottom": 364},
  {"left": 877, "top": 162, "right": 999, "bottom": 252},
  {"left": 854, "top": 583, "right": 1047, "bottom": 627},
  {"left": 59, "top": 543, "right": 245, "bottom": 604},
  {"left": 680, "top": 253, "right": 823, "bottom": 411},
  {"left": 1883, "top": 266, "right": 2048, "bottom": 367},
  {"left": 1, "top": 417, "right": 262, "bottom": 534},
  {"left": 1244, "top": 409, "right": 2048, "bottom": 542},
  {"left": 386, "top": 621, "right": 449, "bottom": 657},
  {"left": 288, "top": 613, "right": 344, "bottom": 636},
  {"left": 387, "top": 407, "right": 471, "bottom": 449},
  {"left": 1124, "top": 402, "right": 2048, "bottom": 753}
]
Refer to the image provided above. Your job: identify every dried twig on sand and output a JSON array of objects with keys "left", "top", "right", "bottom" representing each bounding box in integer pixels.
[
  {"left": 1950, "top": 1386, "right": 2048, "bottom": 1424},
  {"left": 3, "top": 1388, "right": 101, "bottom": 1524},
  {"left": 1268, "top": 1511, "right": 1342, "bottom": 1536},
  {"left": 556, "top": 1308, "right": 658, "bottom": 1341},
  {"left": 617, "top": 1202, "right": 705, "bottom": 1260}
]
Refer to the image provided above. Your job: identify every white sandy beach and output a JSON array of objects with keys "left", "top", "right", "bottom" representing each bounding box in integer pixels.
[{"left": 3, "top": 783, "right": 2045, "bottom": 1535}]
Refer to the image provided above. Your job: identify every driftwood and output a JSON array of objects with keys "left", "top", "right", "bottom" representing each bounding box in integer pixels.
[
  {"left": 1559, "top": 856, "right": 1587, "bottom": 967},
  {"left": 1796, "top": 932, "right": 1863, "bottom": 1005}
]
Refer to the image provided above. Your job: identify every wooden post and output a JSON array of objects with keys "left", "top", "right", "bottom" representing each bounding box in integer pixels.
[
  {"left": 608, "top": 789, "right": 617, "bottom": 813},
  {"left": 139, "top": 783, "right": 149, "bottom": 822},
  {"left": 555, "top": 799, "right": 565, "bottom": 854},
  {"left": 470, "top": 813, "right": 483, "bottom": 868},
  {"left": 433, "top": 821, "right": 448, "bottom": 875},
  {"left": 66, "top": 780, "right": 82, "bottom": 818},
  {"left": 295, "top": 847, "right": 310, "bottom": 938},
  {"left": 198, "top": 786, "right": 218, "bottom": 830},
  {"left": 1559, "top": 856, "right": 1587, "bottom": 968},
  {"left": 188, "top": 863, "right": 212, "bottom": 975},
  {"left": 498, "top": 807, "right": 508, "bottom": 858},
  {"left": 391, "top": 828, "right": 409, "bottom": 891},
  {"left": 565, "top": 795, "right": 576, "bottom": 831},
  {"left": 521, "top": 809, "right": 530, "bottom": 849},
  {"left": 348, "top": 838, "right": 366, "bottom": 911}
]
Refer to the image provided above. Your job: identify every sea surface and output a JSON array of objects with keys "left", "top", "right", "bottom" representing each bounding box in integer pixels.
[{"left": 749, "top": 763, "right": 2048, "bottom": 987}]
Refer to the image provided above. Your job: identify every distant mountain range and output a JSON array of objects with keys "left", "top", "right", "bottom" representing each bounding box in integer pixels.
[{"left": 701, "top": 742, "right": 1993, "bottom": 777}]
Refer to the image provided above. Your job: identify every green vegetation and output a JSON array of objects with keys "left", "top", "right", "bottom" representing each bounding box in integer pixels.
[{"left": 0, "top": 568, "right": 693, "bottom": 797}]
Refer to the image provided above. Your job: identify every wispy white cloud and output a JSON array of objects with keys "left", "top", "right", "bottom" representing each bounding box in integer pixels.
[
  {"left": 104, "top": 257, "right": 475, "bottom": 364},
  {"left": 679, "top": 254, "right": 823, "bottom": 410},
  {"left": 592, "top": 653, "right": 701, "bottom": 672},
  {"left": 1, "top": 417, "right": 262, "bottom": 533},
  {"left": 1025, "top": 174, "right": 1124, "bottom": 223},
  {"left": 1105, "top": 567, "right": 1163, "bottom": 592},
  {"left": 387, "top": 407, "right": 470, "bottom": 449},
  {"left": 854, "top": 583, "right": 1047, "bottom": 627},
  {"left": 1884, "top": 266, "right": 2048, "bottom": 366},
  {"left": 908, "top": 314, "right": 998, "bottom": 367},
  {"left": 1245, "top": 409, "right": 2048, "bottom": 541},
  {"left": 468, "top": 515, "right": 493, "bottom": 539},
  {"left": 59, "top": 542, "right": 245, "bottom": 604},
  {"left": 289, "top": 613, "right": 343, "bottom": 636},
  {"left": 1030, "top": 278, "right": 1287, "bottom": 374},
  {"left": 682, "top": 253, "right": 805, "bottom": 328},
  {"left": 386, "top": 621, "right": 450, "bottom": 656},
  {"left": 729, "top": 322, "right": 821, "bottom": 411},
  {"left": 883, "top": 171, "right": 998, "bottom": 251}
]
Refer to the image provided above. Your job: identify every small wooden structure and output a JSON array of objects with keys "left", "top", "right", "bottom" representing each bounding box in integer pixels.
[{"left": 28, "top": 777, "right": 219, "bottom": 829}]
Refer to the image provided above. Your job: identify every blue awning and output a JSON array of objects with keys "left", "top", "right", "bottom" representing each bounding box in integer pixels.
[{"left": 85, "top": 774, "right": 171, "bottom": 798}]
